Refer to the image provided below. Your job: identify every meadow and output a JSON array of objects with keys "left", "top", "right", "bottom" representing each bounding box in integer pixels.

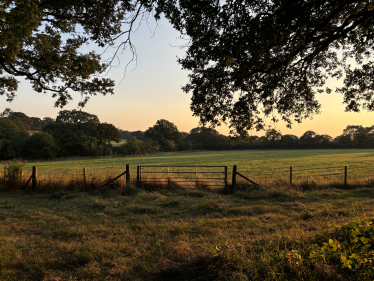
[
  {"left": 3, "top": 149, "right": 374, "bottom": 188},
  {"left": 2, "top": 150, "right": 374, "bottom": 280},
  {"left": 1, "top": 184, "right": 374, "bottom": 280}
]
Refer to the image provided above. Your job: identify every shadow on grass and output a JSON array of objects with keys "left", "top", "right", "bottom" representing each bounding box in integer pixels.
[{"left": 151, "top": 255, "right": 234, "bottom": 281}]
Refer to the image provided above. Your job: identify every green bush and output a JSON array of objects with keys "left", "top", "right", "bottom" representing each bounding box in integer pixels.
[
  {"left": 218, "top": 218, "right": 374, "bottom": 280},
  {"left": 4, "top": 160, "right": 24, "bottom": 188}
]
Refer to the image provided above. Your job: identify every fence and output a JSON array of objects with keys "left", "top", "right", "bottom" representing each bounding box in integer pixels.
[
  {"left": 0, "top": 164, "right": 371, "bottom": 192},
  {"left": 136, "top": 165, "right": 228, "bottom": 189}
]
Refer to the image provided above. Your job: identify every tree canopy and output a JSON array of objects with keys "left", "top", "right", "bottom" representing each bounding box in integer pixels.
[
  {"left": 2, "top": 1, "right": 374, "bottom": 138},
  {"left": 144, "top": 119, "right": 184, "bottom": 151},
  {"left": 162, "top": 0, "right": 374, "bottom": 138},
  {"left": 0, "top": 0, "right": 152, "bottom": 106}
]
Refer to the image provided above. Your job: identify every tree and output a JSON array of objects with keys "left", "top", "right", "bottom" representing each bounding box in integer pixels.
[
  {"left": 144, "top": 119, "right": 184, "bottom": 151},
  {"left": 0, "top": 118, "right": 22, "bottom": 141},
  {"left": 313, "top": 134, "right": 334, "bottom": 148},
  {"left": 25, "top": 132, "right": 59, "bottom": 159},
  {"left": 96, "top": 123, "right": 122, "bottom": 147},
  {"left": 187, "top": 127, "right": 229, "bottom": 150},
  {"left": 0, "top": 117, "right": 29, "bottom": 159},
  {"left": 3, "top": 1, "right": 374, "bottom": 139},
  {"left": 0, "top": 0, "right": 156, "bottom": 106},
  {"left": 162, "top": 0, "right": 374, "bottom": 138},
  {"left": 334, "top": 134, "right": 352, "bottom": 148},
  {"left": 342, "top": 125, "right": 371, "bottom": 148},
  {"left": 300, "top": 131, "right": 317, "bottom": 148},
  {"left": 125, "top": 136, "right": 142, "bottom": 156},
  {"left": 118, "top": 129, "right": 132, "bottom": 139},
  {"left": 43, "top": 109, "right": 120, "bottom": 156},
  {"left": 279, "top": 134, "right": 300, "bottom": 149},
  {"left": 131, "top": 131, "right": 146, "bottom": 141}
]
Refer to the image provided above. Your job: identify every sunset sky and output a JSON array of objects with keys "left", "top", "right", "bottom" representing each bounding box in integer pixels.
[{"left": 1, "top": 17, "right": 373, "bottom": 138}]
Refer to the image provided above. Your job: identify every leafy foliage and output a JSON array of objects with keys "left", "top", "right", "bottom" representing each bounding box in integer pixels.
[
  {"left": 3, "top": 1, "right": 374, "bottom": 139},
  {"left": 268, "top": 218, "right": 374, "bottom": 280},
  {"left": 0, "top": 0, "right": 158, "bottom": 106},
  {"left": 145, "top": 119, "right": 184, "bottom": 152},
  {"left": 3, "top": 160, "right": 24, "bottom": 188},
  {"left": 43, "top": 110, "right": 121, "bottom": 156},
  {"left": 160, "top": 0, "right": 374, "bottom": 138},
  {"left": 25, "top": 131, "right": 59, "bottom": 159}
]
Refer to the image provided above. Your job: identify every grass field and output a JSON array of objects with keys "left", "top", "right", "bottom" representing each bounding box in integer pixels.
[
  {"left": 2, "top": 150, "right": 374, "bottom": 279},
  {"left": 1, "top": 186, "right": 374, "bottom": 280},
  {"left": 3, "top": 149, "right": 374, "bottom": 187}
]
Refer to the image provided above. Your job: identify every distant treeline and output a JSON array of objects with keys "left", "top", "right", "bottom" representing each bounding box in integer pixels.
[{"left": 1, "top": 108, "right": 373, "bottom": 160}]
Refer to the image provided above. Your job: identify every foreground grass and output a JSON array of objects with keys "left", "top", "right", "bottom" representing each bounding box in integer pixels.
[{"left": 1, "top": 185, "right": 374, "bottom": 280}]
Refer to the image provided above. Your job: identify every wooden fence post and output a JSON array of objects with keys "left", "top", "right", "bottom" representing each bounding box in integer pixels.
[
  {"left": 290, "top": 166, "right": 293, "bottom": 185},
  {"left": 344, "top": 166, "right": 347, "bottom": 185},
  {"left": 126, "top": 164, "right": 130, "bottom": 186},
  {"left": 20, "top": 167, "right": 23, "bottom": 184},
  {"left": 231, "top": 165, "right": 237, "bottom": 193},
  {"left": 224, "top": 166, "right": 228, "bottom": 191},
  {"left": 137, "top": 166, "right": 140, "bottom": 187},
  {"left": 83, "top": 168, "right": 86, "bottom": 185},
  {"left": 195, "top": 166, "right": 198, "bottom": 186},
  {"left": 32, "top": 166, "right": 37, "bottom": 189}
]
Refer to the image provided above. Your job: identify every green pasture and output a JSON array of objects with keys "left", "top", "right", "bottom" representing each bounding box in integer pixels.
[
  {"left": 4, "top": 149, "right": 374, "bottom": 184},
  {"left": 111, "top": 138, "right": 127, "bottom": 146}
]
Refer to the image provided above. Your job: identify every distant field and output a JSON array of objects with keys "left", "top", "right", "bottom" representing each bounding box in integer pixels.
[
  {"left": 111, "top": 139, "right": 126, "bottom": 146},
  {"left": 3, "top": 149, "right": 374, "bottom": 185}
]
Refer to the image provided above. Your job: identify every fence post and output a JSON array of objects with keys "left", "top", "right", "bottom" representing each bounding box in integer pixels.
[
  {"left": 126, "top": 164, "right": 130, "bottom": 186},
  {"left": 83, "top": 168, "right": 86, "bottom": 185},
  {"left": 195, "top": 166, "right": 198, "bottom": 186},
  {"left": 137, "top": 166, "right": 140, "bottom": 187},
  {"left": 231, "top": 165, "right": 237, "bottom": 193},
  {"left": 290, "top": 166, "right": 293, "bottom": 186},
  {"left": 344, "top": 166, "right": 347, "bottom": 185},
  {"left": 224, "top": 166, "right": 228, "bottom": 191},
  {"left": 20, "top": 167, "right": 23, "bottom": 184},
  {"left": 32, "top": 166, "right": 37, "bottom": 189}
]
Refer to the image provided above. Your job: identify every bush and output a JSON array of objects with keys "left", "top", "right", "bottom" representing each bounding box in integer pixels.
[
  {"left": 4, "top": 160, "right": 24, "bottom": 188},
  {"left": 25, "top": 132, "right": 59, "bottom": 159},
  {"left": 222, "top": 218, "right": 374, "bottom": 280}
]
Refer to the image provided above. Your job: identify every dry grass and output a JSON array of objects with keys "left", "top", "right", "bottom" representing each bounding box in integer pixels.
[
  {"left": 2, "top": 156, "right": 374, "bottom": 280},
  {"left": 1, "top": 181, "right": 374, "bottom": 280}
]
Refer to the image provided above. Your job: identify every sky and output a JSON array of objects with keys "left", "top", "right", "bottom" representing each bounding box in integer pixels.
[{"left": 1, "top": 17, "right": 374, "bottom": 138}]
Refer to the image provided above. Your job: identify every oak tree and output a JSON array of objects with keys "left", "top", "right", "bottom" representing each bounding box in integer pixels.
[
  {"left": 161, "top": 0, "right": 374, "bottom": 138},
  {"left": 0, "top": 0, "right": 155, "bottom": 106},
  {"left": 3, "top": 0, "right": 374, "bottom": 139},
  {"left": 144, "top": 119, "right": 183, "bottom": 151}
]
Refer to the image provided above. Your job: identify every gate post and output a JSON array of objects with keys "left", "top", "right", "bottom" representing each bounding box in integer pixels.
[
  {"left": 224, "top": 166, "right": 228, "bottom": 192},
  {"left": 83, "top": 168, "right": 86, "bottom": 186},
  {"left": 231, "top": 165, "right": 237, "bottom": 193},
  {"left": 344, "top": 166, "right": 347, "bottom": 185},
  {"left": 137, "top": 166, "right": 140, "bottom": 187},
  {"left": 32, "top": 166, "right": 37, "bottom": 189},
  {"left": 126, "top": 164, "right": 130, "bottom": 186}
]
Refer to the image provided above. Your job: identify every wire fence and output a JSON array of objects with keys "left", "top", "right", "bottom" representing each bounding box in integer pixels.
[{"left": 1, "top": 164, "right": 374, "bottom": 191}]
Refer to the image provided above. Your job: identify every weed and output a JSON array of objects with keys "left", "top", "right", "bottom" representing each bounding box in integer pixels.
[{"left": 3, "top": 160, "right": 24, "bottom": 189}]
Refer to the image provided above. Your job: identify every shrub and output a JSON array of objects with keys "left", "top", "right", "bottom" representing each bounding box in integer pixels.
[{"left": 4, "top": 160, "right": 24, "bottom": 188}]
